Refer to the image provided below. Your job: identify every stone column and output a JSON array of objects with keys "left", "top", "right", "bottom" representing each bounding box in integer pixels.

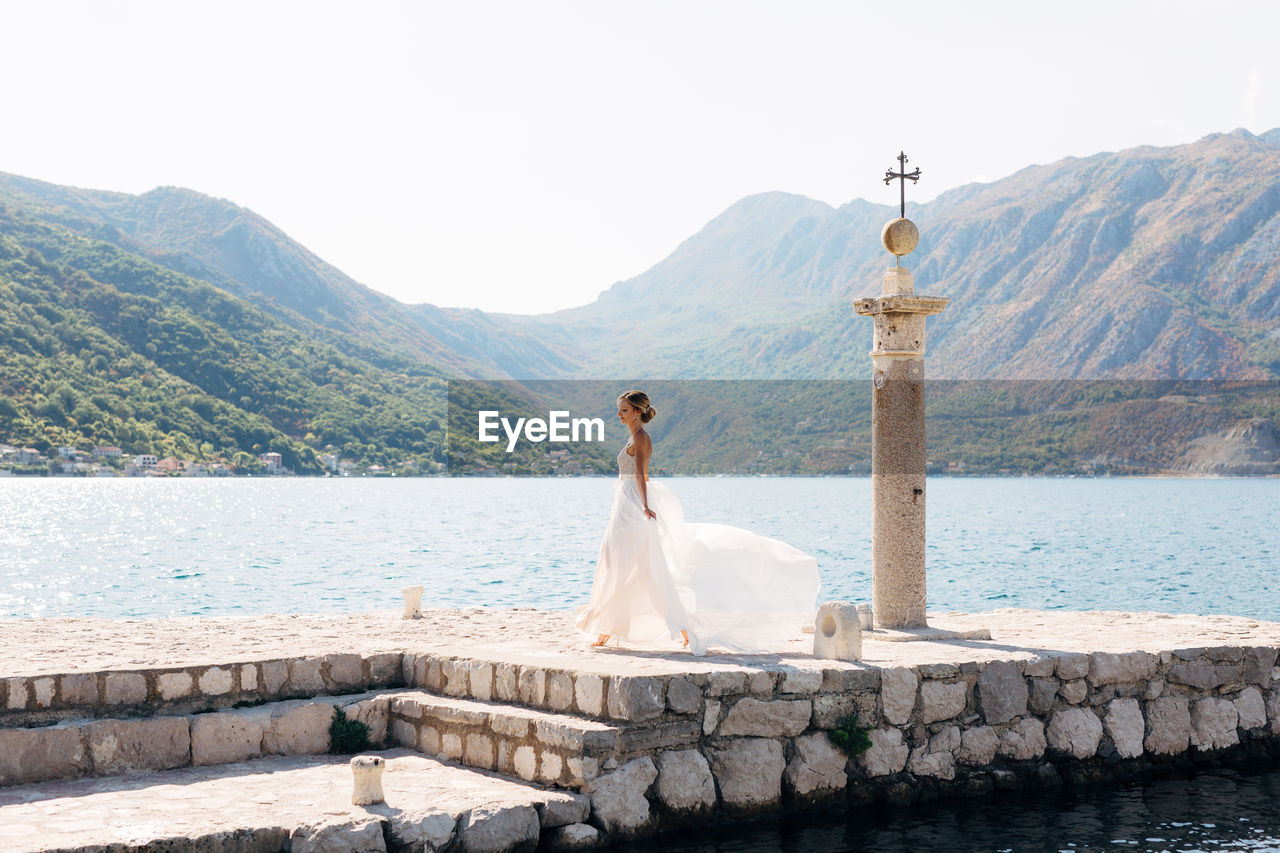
[{"left": 854, "top": 259, "right": 947, "bottom": 628}]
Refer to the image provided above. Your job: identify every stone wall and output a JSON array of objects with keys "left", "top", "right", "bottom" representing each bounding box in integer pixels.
[
  {"left": 395, "top": 645, "right": 1280, "bottom": 841},
  {"left": 0, "top": 653, "right": 404, "bottom": 726}
]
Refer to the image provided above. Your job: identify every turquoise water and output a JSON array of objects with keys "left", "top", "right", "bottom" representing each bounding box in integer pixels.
[{"left": 0, "top": 477, "right": 1276, "bottom": 620}]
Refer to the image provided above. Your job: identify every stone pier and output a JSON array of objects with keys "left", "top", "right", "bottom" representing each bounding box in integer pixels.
[{"left": 1, "top": 608, "right": 1279, "bottom": 851}]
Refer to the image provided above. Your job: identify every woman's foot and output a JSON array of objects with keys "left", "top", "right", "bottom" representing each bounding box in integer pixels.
[
  {"left": 591, "top": 633, "right": 611, "bottom": 648},
  {"left": 681, "top": 630, "right": 690, "bottom": 649}
]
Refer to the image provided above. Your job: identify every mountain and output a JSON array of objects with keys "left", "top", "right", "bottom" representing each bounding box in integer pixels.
[
  {"left": 0, "top": 174, "right": 571, "bottom": 379},
  {"left": 0, "top": 197, "right": 448, "bottom": 471},
  {"left": 3, "top": 128, "right": 1279, "bottom": 474},
  {"left": 504, "top": 128, "right": 1280, "bottom": 380}
]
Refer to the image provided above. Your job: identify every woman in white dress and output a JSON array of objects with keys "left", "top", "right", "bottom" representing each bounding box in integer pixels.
[{"left": 574, "top": 390, "right": 821, "bottom": 655}]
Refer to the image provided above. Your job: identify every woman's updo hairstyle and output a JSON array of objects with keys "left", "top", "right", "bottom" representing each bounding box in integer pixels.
[{"left": 620, "top": 390, "right": 656, "bottom": 424}]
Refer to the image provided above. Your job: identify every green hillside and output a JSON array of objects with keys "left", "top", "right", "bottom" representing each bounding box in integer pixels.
[{"left": 0, "top": 201, "right": 447, "bottom": 472}]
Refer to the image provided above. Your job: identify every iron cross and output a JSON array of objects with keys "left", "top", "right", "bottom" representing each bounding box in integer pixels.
[{"left": 883, "top": 151, "right": 921, "bottom": 219}]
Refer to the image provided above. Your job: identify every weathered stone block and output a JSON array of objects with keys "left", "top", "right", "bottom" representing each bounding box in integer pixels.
[
  {"left": 1190, "top": 697, "right": 1238, "bottom": 751},
  {"left": 918, "top": 680, "right": 967, "bottom": 723},
  {"left": 748, "top": 670, "right": 777, "bottom": 695},
  {"left": 390, "top": 719, "right": 417, "bottom": 749},
  {"left": 493, "top": 662, "right": 518, "bottom": 702},
  {"left": 292, "top": 815, "right": 387, "bottom": 853},
  {"left": 346, "top": 697, "right": 389, "bottom": 747},
  {"left": 443, "top": 659, "right": 471, "bottom": 697},
  {"left": 908, "top": 746, "right": 955, "bottom": 780},
  {"left": 465, "top": 733, "right": 496, "bottom": 770},
  {"left": 1234, "top": 687, "right": 1266, "bottom": 731},
  {"left": 930, "top": 725, "right": 960, "bottom": 754},
  {"left": 607, "top": 676, "right": 664, "bottom": 722},
  {"left": 1047, "top": 708, "right": 1103, "bottom": 759},
  {"left": 1167, "top": 663, "right": 1241, "bottom": 691},
  {"left": 998, "top": 718, "right": 1046, "bottom": 761},
  {"left": 442, "top": 732, "right": 463, "bottom": 760},
  {"left": 385, "top": 808, "right": 456, "bottom": 852},
  {"left": 513, "top": 745, "right": 537, "bottom": 781},
  {"left": 813, "top": 602, "right": 861, "bottom": 661},
  {"left": 703, "top": 700, "right": 721, "bottom": 735},
  {"left": 708, "top": 738, "right": 784, "bottom": 811},
  {"left": 918, "top": 663, "right": 960, "bottom": 679},
  {"left": 976, "top": 661, "right": 1027, "bottom": 725},
  {"left": 469, "top": 662, "right": 495, "bottom": 702},
  {"left": 1104, "top": 698, "right": 1144, "bottom": 759},
  {"left": 5, "top": 677, "right": 28, "bottom": 710},
  {"left": 1029, "top": 679, "right": 1058, "bottom": 715},
  {"left": 1266, "top": 688, "right": 1280, "bottom": 735},
  {"left": 957, "top": 726, "right": 998, "bottom": 765},
  {"left": 785, "top": 732, "right": 847, "bottom": 797},
  {"left": 491, "top": 713, "right": 531, "bottom": 739},
  {"left": 87, "top": 717, "right": 190, "bottom": 774},
  {"left": 859, "top": 728, "right": 909, "bottom": 776},
  {"left": 666, "top": 678, "right": 701, "bottom": 715},
  {"left": 288, "top": 659, "right": 324, "bottom": 694},
  {"left": 719, "top": 698, "right": 811, "bottom": 737},
  {"left": 655, "top": 749, "right": 716, "bottom": 815},
  {"left": 198, "top": 667, "right": 233, "bottom": 696},
  {"left": 880, "top": 667, "right": 918, "bottom": 726},
  {"left": 586, "top": 756, "right": 658, "bottom": 836},
  {"left": 1144, "top": 678, "right": 1164, "bottom": 700},
  {"left": 1055, "top": 654, "right": 1089, "bottom": 681},
  {"left": 1059, "top": 679, "right": 1087, "bottom": 705},
  {"left": 263, "top": 699, "right": 335, "bottom": 755},
  {"left": 367, "top": 653, "right": 401, "bottom": 687},
  {"left": 425, "top": 657, "right": 446, "bottom": 692},
  {"left": 547, "top": 672, "right": 573, "bottom": 711},
  {"left": 191, "top": 708, "right": 266, "bottom": 765},
  {"left": 1023, "top": 656, "right": 1055, "bottom": 678},
  {"left": 103, "top": 673, "right": 147, "bottom": 706},
  {"left": 574, "top": 673, "right": 604, "bottom": 716},
  {"left": 458, "top": 803, "right": 539, "bottom": 853},
  {"left": 820, "top": 668, "right": 880, "bottom": 693},
  {"left": 324, "top": 654, "right": 364, "bottom": 689},
  {"left": 1144, "top": 695, "right": 1191, "bottom": 755},
  {"left": 518, "top": 667, "right": 547, "bottom": 707},
  {"left": 420, "top": 725, "right": 441, "bottom": 755},
  {"left": 1242, "top": 647, "right": 1278, "bottom": 687},
  {"left": 545, "top": 823, "right": 600, "bottom": 852},
  {"left": 779, "top": 667, "right": 823, "bottom": 695},
  {"left": 157, "top": 671, "right": 193, "bottom": 701},
  {"left": 261, "top": 660, "right": 288, "bottom": 695},
  {"left": 239, "top": 664, "right": 260, "bottom": 692},
  {"left": 60, "top": 673, "right": 98, "bottom": 705},
  {"left": 1088, "top": 652, "right": 1157, "bottom": 686},
  {"left": 0, "top": 723, "right": 88, "bottom": 785},
  {"left": 706, "top": 670, "right": 748, "bottom": 697},
  {"left": 33, "top": 677, "right": 54, "bottom": 707},
  {"left": 538, "top": 792, "right": 591, "bottom": 828}
]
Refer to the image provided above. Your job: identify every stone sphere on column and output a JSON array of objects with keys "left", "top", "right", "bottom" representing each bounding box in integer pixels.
[{"left": 881, "top": 218, "right": 920, "bottom": 256}]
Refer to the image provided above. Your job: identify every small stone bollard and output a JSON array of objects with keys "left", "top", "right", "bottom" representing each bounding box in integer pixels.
[
  {"left": 401, "top": 585, "right": 423, "bottom": 620},
  {"left": 351, "top": 755, "right": 386, "bottom": 805},
  {"left": 813, "top": 601, "right": 862, "bottom": 661},
  {"left": 856, "top": 603, "right": 873, "bottom": 631}
]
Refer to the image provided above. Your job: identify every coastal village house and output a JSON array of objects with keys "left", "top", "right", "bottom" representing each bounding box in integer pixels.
[
  {"left": 259, "top": 452, "right": 287, "bottom": 475},
  {"left": 92, "top": 446, "right": 123, "bottom": 460}
]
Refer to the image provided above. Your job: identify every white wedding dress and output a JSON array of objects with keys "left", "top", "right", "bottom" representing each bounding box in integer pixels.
[{"left": 574, "top": 441, "right": 821, "bottom": 655}]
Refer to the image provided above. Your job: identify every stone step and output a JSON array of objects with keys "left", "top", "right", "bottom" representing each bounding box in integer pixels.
[
  {"left": 0, "top": 690, "right": 394, "bottom": 788},
  {"left": 388, "top": 690, "right": 701, "bottom": 789},
  {"left": 0, "top": 748, "right": 597, "bottom": 853}
]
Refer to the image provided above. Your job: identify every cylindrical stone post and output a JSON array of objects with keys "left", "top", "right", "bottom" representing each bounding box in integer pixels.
[{"left": 854, "top": 267, "right": 947, "bottom": 629}]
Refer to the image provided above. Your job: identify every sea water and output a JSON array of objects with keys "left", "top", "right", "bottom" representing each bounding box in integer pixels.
[
  {"left": 0, "top": 477, "right": 1276, "bottom": 620},
  {"left": 2, "top": 476, "right": 1279, "bottom": 851}
]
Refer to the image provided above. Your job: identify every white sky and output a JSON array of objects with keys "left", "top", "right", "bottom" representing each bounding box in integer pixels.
[{"left": 1, "top": 0, "right": 1277, "bottom": 314}]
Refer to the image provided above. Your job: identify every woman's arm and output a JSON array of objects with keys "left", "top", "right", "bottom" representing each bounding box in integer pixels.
[{"left": 633, "top": 432, "right": 656, "bottom": 519}]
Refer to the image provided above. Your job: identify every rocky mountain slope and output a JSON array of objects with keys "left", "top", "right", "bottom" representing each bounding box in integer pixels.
[{"left": 508, "top": 128, "right": 1280, "bottom": 380}]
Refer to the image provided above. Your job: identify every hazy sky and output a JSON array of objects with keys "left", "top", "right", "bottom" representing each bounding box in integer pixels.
[{"left": 2, "top": 1, "right": 1277, "bottom": 314}]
